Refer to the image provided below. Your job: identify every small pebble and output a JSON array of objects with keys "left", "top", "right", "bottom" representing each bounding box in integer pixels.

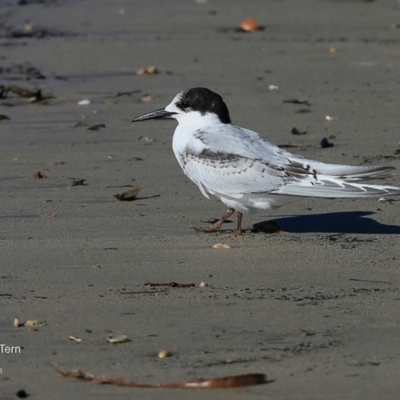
[
  {"left": 25, "top": 320, "right": 45, "bottom": 327},
  {"left": 320, "top": 138, "right": 334, "bottom": 148},
  {"left": 68, "top": 336, "right": 82, "bottom": 343},
  {"left": 157, "top": 349, "right": 172, "bottom": 358},
  {"left": 212, "top": 243, "right": 231, "bottom": 249},
  {"left": 78, "top": 99, "right": 91, "bottom": 105},
  {"left": 377, "top": 197, "right": 395, "bottom": 203},
  {"left": 137, "top": 66, "right": 158, "bottom": 75},
  {"left": 106, "top": 334, "right": 131, "bottom": 344},
  {"left": 239, "top": 17, "right": 260, "bottom": 32},
  {"left": 114, "top": 187, "right": 142, "bottom": 201},
  {"left": 138, "top": 136, "right": 155, "bottom": 143},
  {"left": 325, "top": 115, "right": 338, "bottom": 121},
  {"left": 32, "top": 171, "right": 46, "bottom": 179},
  {"left": 15, "top": 389, "right": 29, "bottom": 399},
  {"left": 291, "top": 127, "right": 307, "bottom": 135},
  {"left": 141, "top": 95, "right": 153, "bottom": 103}
]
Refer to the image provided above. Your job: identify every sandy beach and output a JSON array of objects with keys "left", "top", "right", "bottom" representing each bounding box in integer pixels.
[{"left": 1, "top": 0, "right": 400, "bottom": 398}]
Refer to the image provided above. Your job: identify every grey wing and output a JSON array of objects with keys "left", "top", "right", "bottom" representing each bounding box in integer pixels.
[
  {"left": 181, "top": 151, "right": 287, "bottom": 199},
  {"left": 179, "top": 125, "right": 293, "bottom": 198},
  {"left": 181, "top": 124, "right": 400, "bottom": 199}
]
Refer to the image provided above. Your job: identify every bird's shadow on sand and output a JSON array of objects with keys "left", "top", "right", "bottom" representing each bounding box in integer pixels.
[{"left": 261, "top": 211, "right": 400, "bottom": 235}]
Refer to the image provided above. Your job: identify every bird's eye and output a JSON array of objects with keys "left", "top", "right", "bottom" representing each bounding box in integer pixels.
[{"left": 177, "top": 101, "right": 190, "bottom": 112}]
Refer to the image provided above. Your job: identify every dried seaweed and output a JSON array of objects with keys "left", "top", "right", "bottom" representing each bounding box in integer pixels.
[{"left": 0, "top": 84, "right": 52, "bottom": 102}]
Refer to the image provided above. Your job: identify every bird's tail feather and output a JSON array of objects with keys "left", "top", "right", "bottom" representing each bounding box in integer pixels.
[
  {"left": 305, "top": 162, "right": 396, "bottom": 181},
  {"left": 276, "top": 180, "right": 400, "bottom": 198}
]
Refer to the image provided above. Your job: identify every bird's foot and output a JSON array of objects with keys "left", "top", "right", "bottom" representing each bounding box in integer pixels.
[
  {"left": 195, "top": 208, "right": 235, "bottom": 233},
  {"left": 195, "top": 222, "right": 223, "bottom": 233},
  {"left": 233, "top": 228, "right": 243, "bottom": 236},
  {"left": 196, "top": 225, "right": 242, "bottom": 235}
]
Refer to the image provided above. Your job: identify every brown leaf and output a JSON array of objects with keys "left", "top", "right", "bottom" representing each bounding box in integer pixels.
[{"left": 54, "top": 365, "right": 267, "bottom": 389}]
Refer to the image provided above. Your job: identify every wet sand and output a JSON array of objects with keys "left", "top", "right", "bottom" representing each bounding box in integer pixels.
[{"left": 1, "top": 0, "right": 400, "bottom": 398}]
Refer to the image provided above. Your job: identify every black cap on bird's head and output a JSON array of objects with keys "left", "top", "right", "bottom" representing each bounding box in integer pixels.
[
  {"left": 174, "top": 88, "right": 231, "bottom": 124},
  {"left": 132, "top": 87, "right": 231, "bottom": 124}
]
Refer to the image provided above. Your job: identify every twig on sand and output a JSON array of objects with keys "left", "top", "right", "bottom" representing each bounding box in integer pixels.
[{"left": 144, "top": 281, "right": 196, "bottom": 288}]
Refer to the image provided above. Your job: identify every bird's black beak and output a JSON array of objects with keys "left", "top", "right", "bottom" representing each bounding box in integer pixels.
[{"left": 132, "top": 108, "right": 176, "bottom": 122}]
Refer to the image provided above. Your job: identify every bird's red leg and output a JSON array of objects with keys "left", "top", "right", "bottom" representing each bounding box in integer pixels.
[
  {"left": 200, "top": 208, "right": 235, "bottom": 233},
  {"left": 234, "top": 211, "right": 243, "bottom": 236}
]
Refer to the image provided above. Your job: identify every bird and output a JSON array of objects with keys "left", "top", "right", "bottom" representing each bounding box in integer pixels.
[{"left": 133, "top": 87, "right": 400, "bottom": 235}]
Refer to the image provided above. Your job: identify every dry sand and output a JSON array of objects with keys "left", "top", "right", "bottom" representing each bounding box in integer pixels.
[{"left": 1, "top": 0, "right": 400, "bottom": 398}]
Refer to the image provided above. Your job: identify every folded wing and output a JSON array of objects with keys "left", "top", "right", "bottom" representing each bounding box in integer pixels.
[{"left": 179, "top": 124, "right": 400, "bottom": 199}]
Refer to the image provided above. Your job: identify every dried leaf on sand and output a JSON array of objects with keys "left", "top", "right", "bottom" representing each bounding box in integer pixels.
[{"left": 54, "top": 365, "right": 267, "bottom": 389}]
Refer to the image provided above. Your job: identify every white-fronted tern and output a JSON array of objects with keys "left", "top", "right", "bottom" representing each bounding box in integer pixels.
[{"left": 133, "top": 87, "right": 400, "bottom": 235}]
